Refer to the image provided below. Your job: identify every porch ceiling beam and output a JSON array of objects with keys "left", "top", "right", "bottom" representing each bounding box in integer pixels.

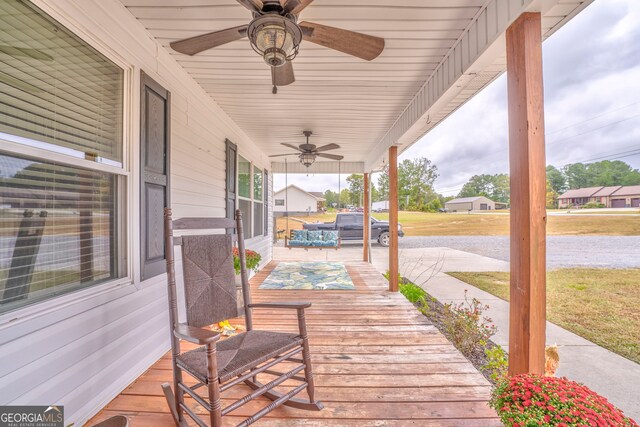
[
  {"left": 271, "top": 161, "right": 364, "bottom": 174},
  {"left": 364, "top": 0, "right": 592, "bottom": 172},
  {"left": 507, "top": 12, "right": 546, "bottom": 376}
]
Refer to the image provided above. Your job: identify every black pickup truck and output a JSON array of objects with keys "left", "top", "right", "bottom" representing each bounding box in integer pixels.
[{"left": 303, "top": 213, "right": 404, "bottom": 247}]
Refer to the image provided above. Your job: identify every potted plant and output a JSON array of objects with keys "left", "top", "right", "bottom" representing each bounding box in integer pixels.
[
  {"left": 232, "top": 247, "right": 261, "bottom": 276},
  {"left": 491, "top": 373, "right": 638, "bottom": 427}
]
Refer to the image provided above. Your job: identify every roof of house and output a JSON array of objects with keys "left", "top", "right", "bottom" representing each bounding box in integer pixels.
[
  {"left": 274, "top": 184, "right": 325, "bottom": 200},
  {"left": 611, "top": 185, "right": 640, "bottom": 196},
  {"left": 592, "top": 186, "right": 622, "bottom": 197},
  {"left": 309, "top": 192, "right": 325, "bottom": 199},
  {"left": 445, "top": 196, "right": 493, "bottom": 204},
  {"left": 558, "top": 187, "right": 603, "bottom": 199}
]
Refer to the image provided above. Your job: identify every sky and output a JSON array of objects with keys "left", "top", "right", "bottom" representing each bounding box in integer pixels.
[{"left": 274, "top": 0, "right": 640, "bottom": 196}]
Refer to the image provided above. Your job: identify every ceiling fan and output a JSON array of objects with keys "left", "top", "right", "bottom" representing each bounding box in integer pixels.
[
  {"left": 269, "top": 131, "right": 344, "bottom": 168},
  {"left": 170, "top": 0, "right": 385, "bottom": 93}
]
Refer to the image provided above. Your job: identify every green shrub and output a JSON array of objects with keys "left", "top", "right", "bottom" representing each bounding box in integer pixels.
[
  {"left": 441, "top": 290, "right": 497, "bottom": 356},
  {"left": 582, "top": 201, "right": 605, "bottom": 209},
  {"left": 382, "top": 270, "right": 402, "bottom": 284},
  {"left": 399, "top": 282, "right": 426, "bottom": 303},
  {"left": 483, "top": 346, "right": 508, "bottom": 383}
]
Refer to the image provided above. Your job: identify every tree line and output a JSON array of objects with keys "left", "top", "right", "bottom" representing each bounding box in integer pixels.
[
  {"left": 318, "top": 159, "right": 640, "bottom": 212},
  {"left": 457, "top": 160, "right": 640, "bottom": 207},
  {"left": 322, "top": 157, "right": 443, "bottom": 212}
]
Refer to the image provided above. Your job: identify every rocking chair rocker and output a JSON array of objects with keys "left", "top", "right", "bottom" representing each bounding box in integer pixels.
[{"left": 162, "top": 208, "right": 323, "bottom": 427}]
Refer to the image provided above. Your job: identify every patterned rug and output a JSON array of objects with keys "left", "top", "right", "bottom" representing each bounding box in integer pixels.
[{"left": 259, "top": 262, "right": 355, "bottom": 290}]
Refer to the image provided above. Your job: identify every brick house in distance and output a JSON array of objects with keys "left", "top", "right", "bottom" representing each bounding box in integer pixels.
[{"left": 558, "top": 185, "right": 640, "bottom": 208}]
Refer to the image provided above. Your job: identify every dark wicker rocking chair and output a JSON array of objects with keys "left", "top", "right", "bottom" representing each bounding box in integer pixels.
[{"left": 162, "top": 208, "right": 323, "bottom": 427}]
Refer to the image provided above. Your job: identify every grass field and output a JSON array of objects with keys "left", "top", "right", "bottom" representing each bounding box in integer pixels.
[
  {"left": 448, "top": 269, "right": 640, "bottom": 364},
  {"left": 275, "top": 211, "right": 640, "bottom": 237}
]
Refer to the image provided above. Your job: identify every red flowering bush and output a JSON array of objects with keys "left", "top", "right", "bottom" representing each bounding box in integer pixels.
[
  {"left": 491, "top": 373, "right": 638, "bottom": 427},
  {"left": 232, "top": 247, "right": 261, "bottom": 275}
]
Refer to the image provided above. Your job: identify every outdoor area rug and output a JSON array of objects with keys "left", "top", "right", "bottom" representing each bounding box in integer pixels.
[{"left": 259, "top": 262, "right": 355, "bottom": 290}]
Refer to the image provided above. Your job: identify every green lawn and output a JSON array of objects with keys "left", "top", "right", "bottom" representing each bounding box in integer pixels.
[
  {"left": 276, "top": 211, "right": 640, "bottom": 237},
  {"left": 448, "top": 269, "right": 640, "bottom": 364}
]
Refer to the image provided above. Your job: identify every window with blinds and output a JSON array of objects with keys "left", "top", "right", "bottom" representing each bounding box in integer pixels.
[
  {"left": 0, "top": 0, "right": 125, "bottom": 313},
  {"left": 0, "top": 153, "right": 117, "bottom": 312},
  {"left": 0, "top": 0, "right": 123, "bottom": 163}
]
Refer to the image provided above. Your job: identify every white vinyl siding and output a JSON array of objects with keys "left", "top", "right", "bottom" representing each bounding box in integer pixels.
[
  {"left": 0, "top": 1, "right": 273, "bottom": 426},
  {"left": 0, "top": 0, "right": 126, "bottom": 314}
]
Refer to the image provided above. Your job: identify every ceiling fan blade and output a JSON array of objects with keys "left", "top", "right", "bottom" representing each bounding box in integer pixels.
[
  {"left": 170, "top": 25, "right": 248, "bottom": 55},
  {"left": 317, "top": 153, "right": 344, "bottom": 161},
  {"left": 315, "top": 143, "right": 340, "bottom": 152},
  {"left": 281, "top": 0, "right": 313, "bottom": 15},
  {"left": 271, "top": 61, "right": 295, "bottom": 86},
  {"left": 281, "top": 143, "right": 303, "bottom": 151},
  {"left": 269, "top": 153, "right": 297, "bottom": 157},
  {"left": 0, "top": 45, "right": 53, "bottom": 61},
  {"left": 299, "top": 21, "right": 384, "bottom": 61},
  {"left": 236, "top": 0, "right": 263, "bottom": 13}
]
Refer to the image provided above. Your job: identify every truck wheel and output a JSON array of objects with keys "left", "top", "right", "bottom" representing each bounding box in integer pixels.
[{"left": 378, "top": 231, "right": 390, "bottom": 247}]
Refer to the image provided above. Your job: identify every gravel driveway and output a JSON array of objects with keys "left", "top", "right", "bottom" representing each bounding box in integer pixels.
[{"left": 399, "top": 236, "right": 640, "bottom": 269}]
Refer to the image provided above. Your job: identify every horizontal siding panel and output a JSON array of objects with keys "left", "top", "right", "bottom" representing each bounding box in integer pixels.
[
  {"left": 3, "top": 286, "right": 167, "bottom": 402},
  {"left": 2, "top": 2, "right": 273, "bottom": 427}
]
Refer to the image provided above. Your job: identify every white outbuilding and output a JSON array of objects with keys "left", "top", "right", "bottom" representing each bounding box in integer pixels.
[{"left": 445, "top": 196, "right": 496, "bottom": 212}]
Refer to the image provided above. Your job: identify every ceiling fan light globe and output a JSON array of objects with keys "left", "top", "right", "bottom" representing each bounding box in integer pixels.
[
  {"left": 249, "top": 15, "right": 302, "bottom": 66},
  {"left": 299, "top": 153, "right": 315, "bottom": 167},
  {"left": 263, "top": 47, "right": 287, "bottom": 67}
]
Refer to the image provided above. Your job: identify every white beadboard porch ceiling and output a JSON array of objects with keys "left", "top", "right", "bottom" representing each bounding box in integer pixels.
[{"left": 120, "top": 0, "right": 591, "bottom": 172}]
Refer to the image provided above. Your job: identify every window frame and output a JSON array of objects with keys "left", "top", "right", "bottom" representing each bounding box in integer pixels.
[
  {"left": 0, "top": 2, "right": 134, "bottom": 324},
  {"left": 253, "top": 165, "right": 264, "bottom": 238},
  {"left": 236, "top": 155, "right": 269, "bottom": 240}
]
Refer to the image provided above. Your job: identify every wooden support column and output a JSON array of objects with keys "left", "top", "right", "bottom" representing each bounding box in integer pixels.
[
  {"left": 506, "top": 12, "right": 547, "bottom": 376},
  {"left": 388, "top": 146, "right": 399, "bottom": 292},
  {"left": 363, "top": 173, "right": 370, "bottom": 262}
]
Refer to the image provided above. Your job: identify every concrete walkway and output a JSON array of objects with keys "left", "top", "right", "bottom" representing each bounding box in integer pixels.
[{"left": 272, "top": 244, "right": 640, "bottom": 421}]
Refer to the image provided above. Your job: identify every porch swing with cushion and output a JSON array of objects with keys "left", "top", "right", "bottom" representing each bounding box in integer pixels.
[
  {"left": 162, "top": 208, "right": 323, "bottom": 427},
  {"left": 282, "top": 158, "right": 341, "bottom": 250}
]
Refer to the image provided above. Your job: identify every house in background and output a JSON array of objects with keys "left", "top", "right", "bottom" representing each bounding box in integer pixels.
[
  {"left": 273, "top": 185, "right": 325, "bottom": 215},
  {"left": 445, "top": 196, "right": 496, "bottom": 212},
  {"left": 557, "top": 185, "right": 640, "bottom": 208},
  {"left": 610, "top": 185, "right": 640, "bottom": 208}
]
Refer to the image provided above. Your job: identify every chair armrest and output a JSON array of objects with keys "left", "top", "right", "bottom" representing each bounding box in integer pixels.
[
  {"left": 248, "top": 302, "right": 312, "bottom": 310},
  {"left": 174, "top": 323, "right": 220, "bottom": 345}
]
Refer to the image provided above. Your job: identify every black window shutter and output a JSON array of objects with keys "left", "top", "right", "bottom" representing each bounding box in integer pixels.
[
  {"left": 225, "top": 139, "right": 237, "bottom": 223},
  {"left": 140, "top": 72, "right": 170, "bottom": 281}
]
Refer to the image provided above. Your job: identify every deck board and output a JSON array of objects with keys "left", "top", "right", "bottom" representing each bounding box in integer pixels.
[{"left": 88, "top": 261, "right": 499, "bottom": 426}]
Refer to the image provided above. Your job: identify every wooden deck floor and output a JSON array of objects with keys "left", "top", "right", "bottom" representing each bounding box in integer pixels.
[{"left": 89, "top": 261, "right": 500, "bottom": 426}]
